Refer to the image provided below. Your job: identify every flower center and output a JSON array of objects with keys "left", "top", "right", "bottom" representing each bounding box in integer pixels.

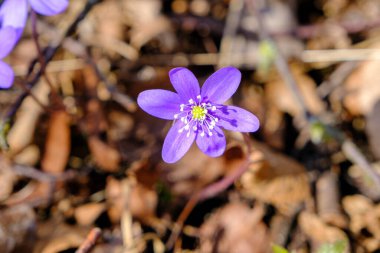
[
  {"left": 191, "top": 106, "right": 207, "bottom": 121},
  {"left": 174, "top": 95, "right": 220, "bottom": 137}
]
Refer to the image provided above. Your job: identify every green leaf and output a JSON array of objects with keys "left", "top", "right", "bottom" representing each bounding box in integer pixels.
[
  {"left": 272, "top": 244, "right": 289, "bottom": 253},
  {"left": 317, "top": 240, "right": 347, "bottom": 253}
]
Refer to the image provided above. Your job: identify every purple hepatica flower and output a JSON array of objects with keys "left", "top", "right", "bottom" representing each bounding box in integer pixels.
[
  {"left": 137, "top": 67, "right": 260, "bottom": 163},
  {"left": 0, "top": 0, "right": 68, "bottom": 88},
  {"left": 0, "top": 26, "right": 18, "bottom": 88}
]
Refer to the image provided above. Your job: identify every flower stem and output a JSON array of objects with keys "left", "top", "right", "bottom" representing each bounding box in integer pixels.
[{"left": 166, "top": 133, "right": 261, "bottom": 249}]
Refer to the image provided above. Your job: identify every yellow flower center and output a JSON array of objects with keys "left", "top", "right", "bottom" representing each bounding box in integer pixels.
[{"left": 191, "top": 106, "right": 206, "bottom": 121}]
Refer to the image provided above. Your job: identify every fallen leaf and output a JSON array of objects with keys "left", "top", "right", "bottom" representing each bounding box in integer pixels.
[
  {"left": 0, "top": 158, "right": 17, "bottom": 201},
  {"left": 105, "top": 177, "right": 157, "bottom": 224},
  {"left": 199, "top": 202, "right": 270, "bottom": 253},
  {"left": 88, "top": 136, "right": 120, "bottom": 172},
  {"left": 266, "top": 64, "right": 325, "bottom": 118},
  {"left": 0, "top": 205, "right": 36, "bottom": 253},
  {"left": 160, "top": 144, "right": 225, "bottom": 197},
  {"left": 33, "top": 222, "right": 88, "bottom": 253},
  {"left": 343, "top": 43, "right": 380, "bottom": 116},
  {"left": 239, "top": 140, "right": 311, "bottom": 214},
  {"left": 299, "top": 211, "right": 348, "bottom": 250},
  {"left": 74, "top": 203, "right": 106, "bottom": 226},
  {"left": 342, "top": 194, "right": 380, "bottom": 251},
  {"left": 7, "top": 81, "right": 50, "bottom": 154},
  {"left": 41, "top": 110, "right": 71, "bottom": 174}
]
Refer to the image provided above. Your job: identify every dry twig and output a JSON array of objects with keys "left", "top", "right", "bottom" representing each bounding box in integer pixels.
[{"left": 75, "top": 227, "right": 102, "bottom": 253}]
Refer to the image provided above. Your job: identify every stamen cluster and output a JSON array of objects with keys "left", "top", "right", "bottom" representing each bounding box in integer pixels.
[{"left": 174, "top": 95, "right": 219, "bottom": 138}]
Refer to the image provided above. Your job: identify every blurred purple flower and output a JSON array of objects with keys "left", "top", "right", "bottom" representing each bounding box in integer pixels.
[
  {"left": 0, "top": 0, "right": 68, "bottom": 88},
  {"left": 137, "top": 67, "right": 260, "bottom": 163}
]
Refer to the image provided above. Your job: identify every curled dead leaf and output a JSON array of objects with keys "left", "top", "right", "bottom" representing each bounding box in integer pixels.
[
  {"left": 88, "top": 136, "right": 120, "bottom": 172},
  {"left": 343, "top": 195, "right": 380, "bottom": 251},
  {"left": 41, "top": 110, "right": 71, "bottom": 174},
  {"left": 299, "top": 211, "right": 348, "bottom": 250}
]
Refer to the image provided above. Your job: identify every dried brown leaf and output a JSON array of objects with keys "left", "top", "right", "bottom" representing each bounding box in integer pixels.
[
  {"left": 266, "top": 65, "right": 325, "bottom": 118},
  {"left": 105, "top": 177, "right": 157, "bottom": 224},
  {"left": 299, "top": 211, "right": 348, "bottom": 249},
  {"left": 0, "top": 158, "right": 17, "bottom": 201},
  {"left": 88, "top": 136, "right": 120, "bottom": 172},
  {"left": 200, "top": 203, "right": 270, "bottom": 253},
  {"left": 161, "top": 144, "right": 226, "bottom": 196},
  {"left": 343, "top": 43, "right": 380, "bottom": 116},
  {"left": 0, "top": 205, "right": 36, "bottom": 253},
  {"left": 33, "top": 222, "right": 88, "bottom": 253},
  {"left": 239, "top": 140, "right": 311, "bottom": 214},
  {"left": 74, "top": 203, "right": 106, "bottom": 226},
  {"left": 7, "top": 81, "right": 50, "bottom": 154},
  {"left": 4, "top": 182, "right": 52, "bottom": 207},
  {"left": 41, "top": 110, "right": 71, "bottom": 174},
  {"left": 343, "top": 194, "right": 380, "bottom": 251}
]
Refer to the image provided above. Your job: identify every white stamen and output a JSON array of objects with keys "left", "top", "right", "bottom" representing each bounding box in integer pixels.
[{"left": 175, "top": 98, "right": 221, "bottom": 139}]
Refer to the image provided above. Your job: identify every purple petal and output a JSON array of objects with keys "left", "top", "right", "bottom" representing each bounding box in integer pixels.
[
  {"left": 169, "top": 67, "right": 200, "bottom": 101},
  {"left": 201, "top": 67, "right": 241, "bottom": 104},
  {"left": 0, "top": 61, "right": 14, "bottom": 88},
  {"left": 29, "top": 0, "right": 69, "bottom": 16},
  {"left": 137, "top": 89, "right": 181, "bottom": 120},
  {"left": 215, "top": 105, "right": 260, "bottom": 132},
  {"left": 0, "top": 27, "right": 18, "bottom": 58},
  {"left": 162, "top": 120, "right": 196, "bottom": 163},
  {"left": 0, "top": 0, "right": 28, "bottom": 28},
  {"left": 196, "top": 126, "right": 226, "bottom": 157}
]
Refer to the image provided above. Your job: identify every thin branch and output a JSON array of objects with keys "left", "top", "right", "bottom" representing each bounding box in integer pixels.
[
  {"left": 75, "top": 228, "right": 102, "bottom": 253},
  {"left": 13, "top": 164, "right": 75, "bottom": 182}
]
